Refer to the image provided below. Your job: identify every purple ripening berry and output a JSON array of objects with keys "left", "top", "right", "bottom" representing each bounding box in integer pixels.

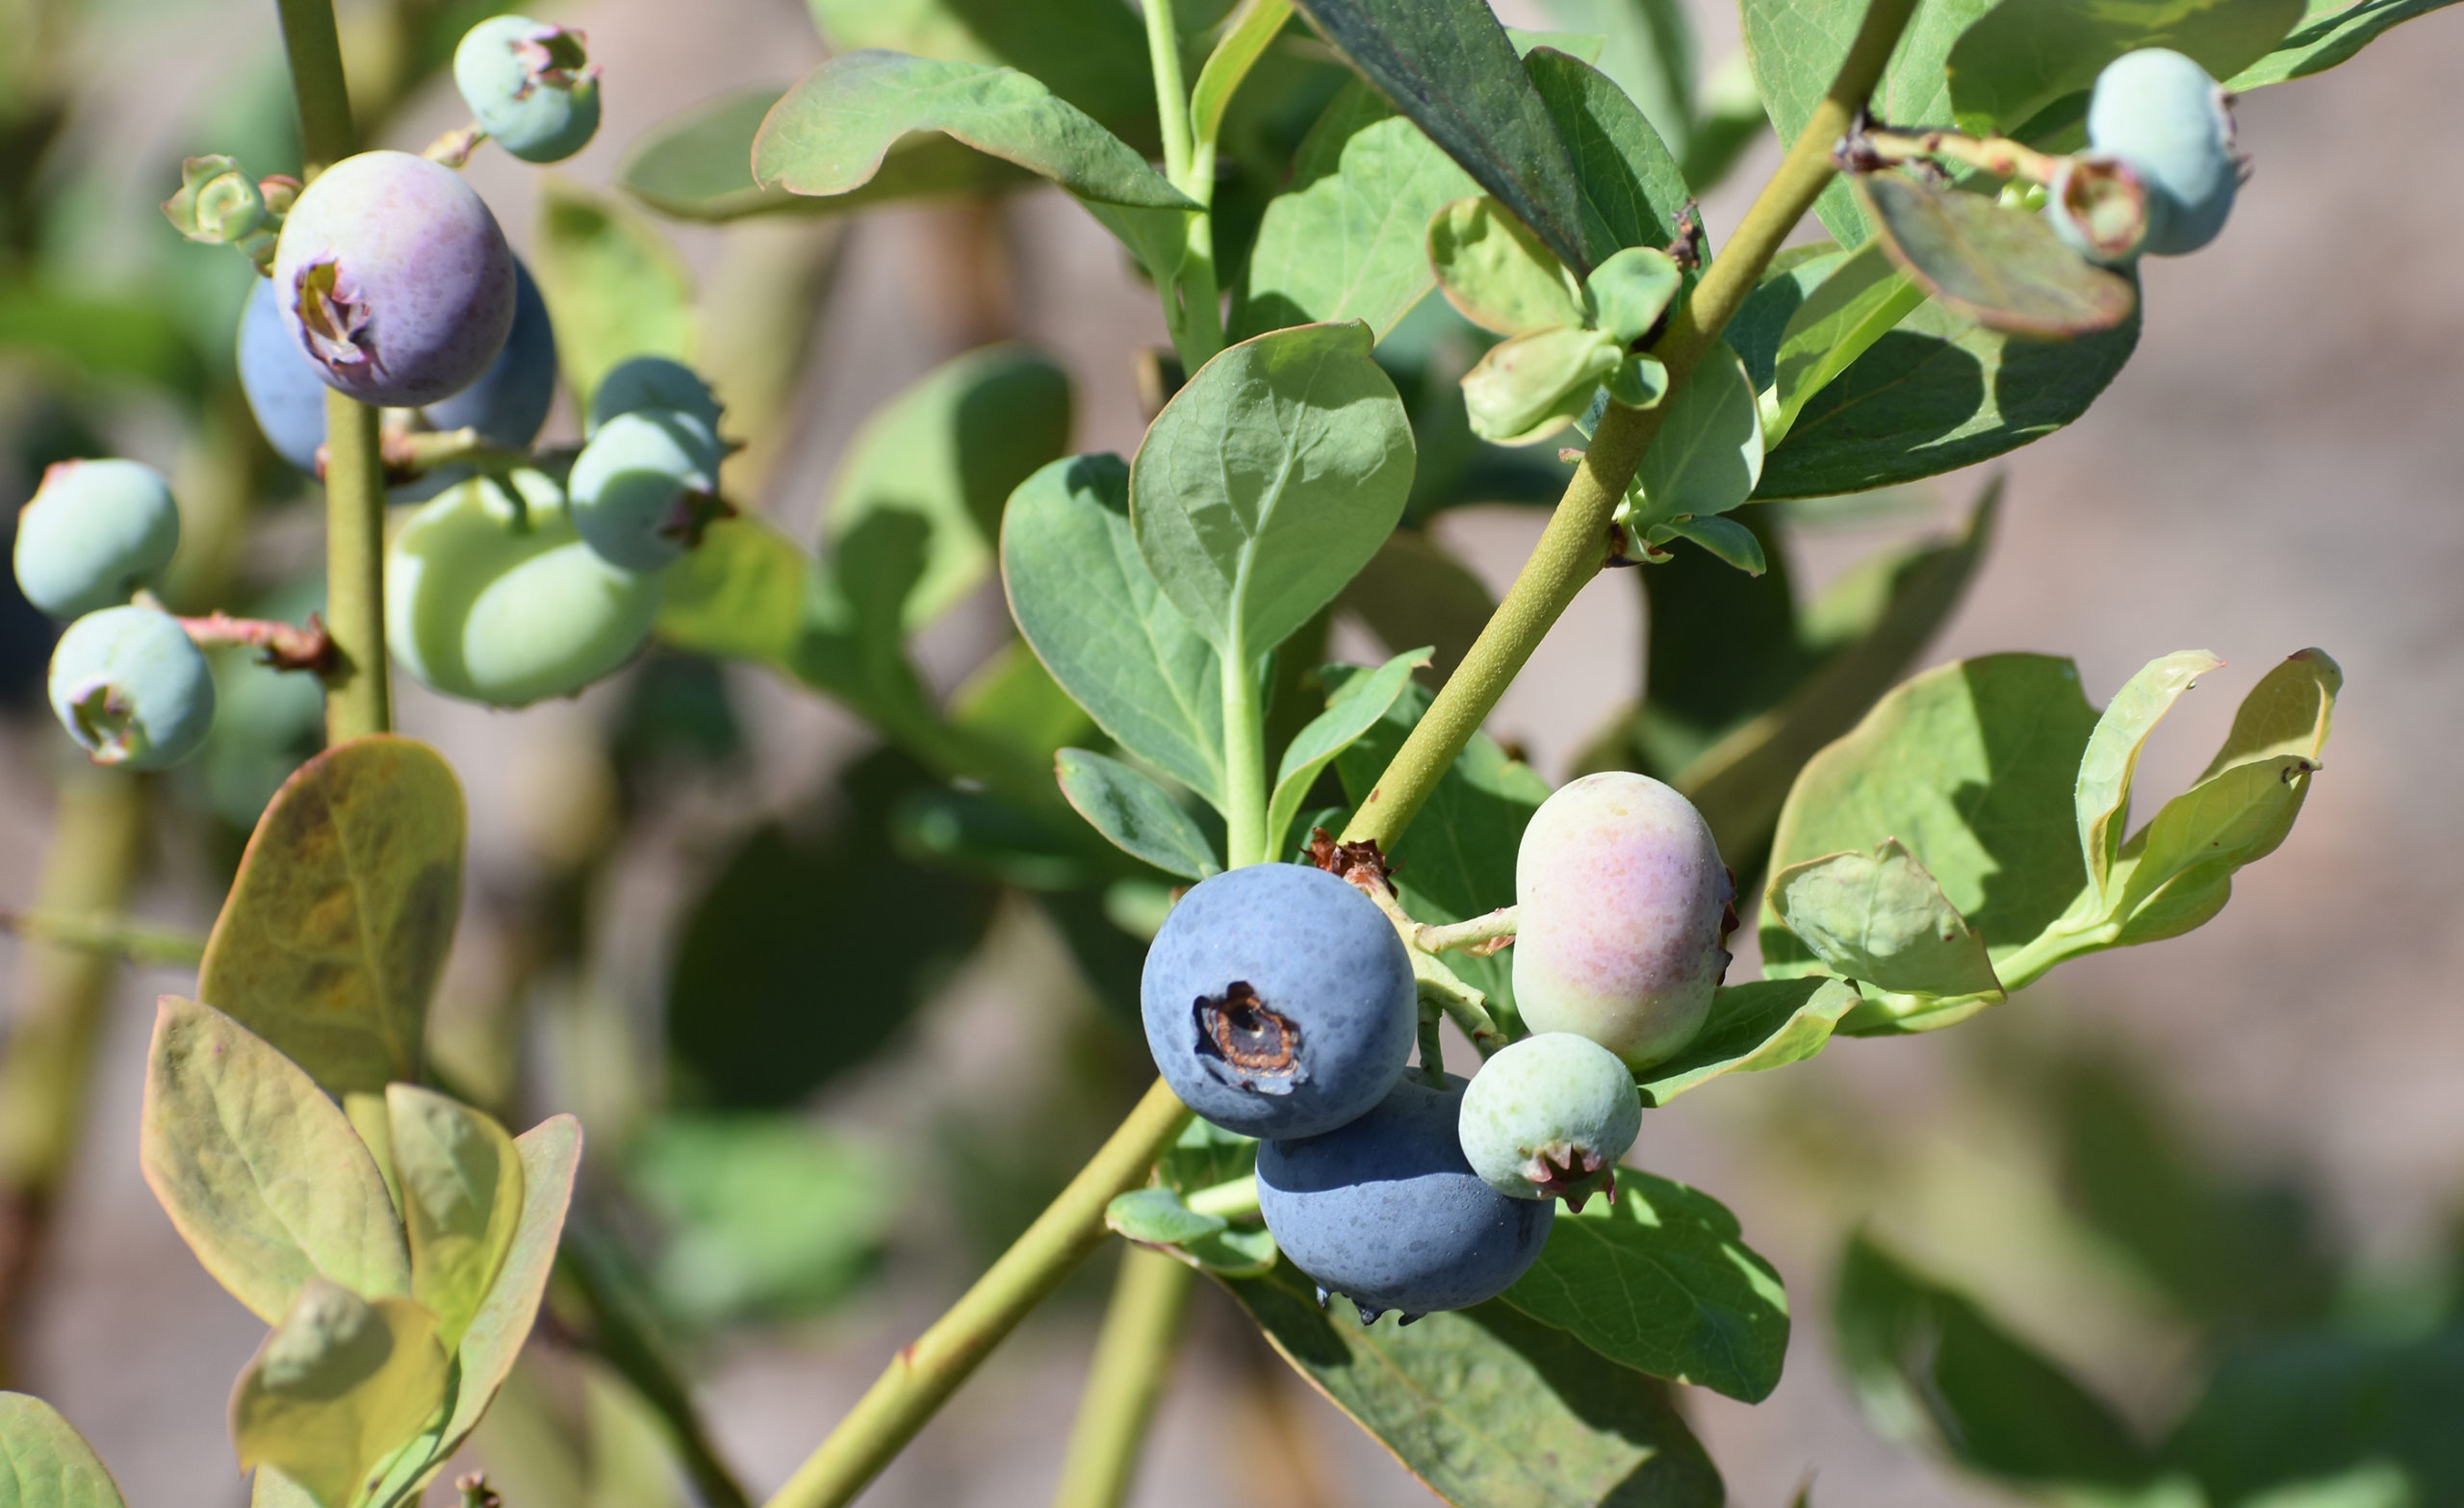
[{"left": 270, "top": 150, "right": 515, "bottom": 408}]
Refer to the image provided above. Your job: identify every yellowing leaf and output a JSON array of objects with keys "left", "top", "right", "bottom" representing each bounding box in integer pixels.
[
  {"left": 386, "top": 1086, "right": 525, "bottom": 1350},
  {"left": 1770, "top": 839, "right": 2006, "bottom": 1000},
  {"left": 229, "top": 1282, "right": 449, "bottom": 1508},
  {"left": 140, "top": 998, "right": 410, "bottom": 1323},
  {"left": 439, "top": 1115, "right": 583, "bottom": 1453}
]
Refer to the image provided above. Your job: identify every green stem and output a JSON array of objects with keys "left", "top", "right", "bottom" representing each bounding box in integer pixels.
[
  {"left": 1416, "top": 906, "right": 1518, "bottom": 954},
  {"left": 1221, "top": 632, "right": 1268, "bottom": 868},
  {"left": 0, "top": 768, "right": 150, "bottom": 1385},
  {"left": 764, "top": 1077, "right": 1194, "bottom": 1508},
  {"left": 1184, "top": 1174, "right": 1259, "bottom": 1221},
  {"left": 1416, "top": 1005, "right": 1448, "bottom": 1088},
  {"left": 0, "top": 907, "right": 207, "bottom": 967},
  {"left": 1340, "top": 0, "right": 1920, "bottom": 852},
  {"left": 1142, "top": 0, "right": 1195, "bottom": 187},
  {"left": 1048, "top": 1246, "right": 1196, "bottom": 1508},
  {"left": 272, "top": 0, "right": 354, "bottom": 173},
  {"left": 1140, "top": 0, "right": 1225, "bottom": 371},
  {"left": 557, "top": 1228, "right": 754, "bottom": 1508}
]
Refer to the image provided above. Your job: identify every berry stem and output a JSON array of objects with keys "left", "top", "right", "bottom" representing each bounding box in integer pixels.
[
  {"left": 1417, "top": 906, "right": 1519, "bottom": 954},
  {"left": 1847, "top": 123, "right": 2069, "bottom": 186},
  {"left": 1336, "top": 0, "right": 1921, "bottom": 855},
  {"left": 1417, "top": 1004, "right": 1449, "bottom": 1087},
  {"left": 1184, "top": 1173, "right": 1260, "bottom": 1220},
  {"left": 763, "top": 1077, "right": 1193, "bottom": 1508},
  {"left": 1047, "top": 1245, "right": 1196, "bottom": 1508},
  {"left": 173, "top": 608, "right": 336, "bottom": 675},
  {"left": 0, "top": 907, "right": 207, "bottom": 967}
]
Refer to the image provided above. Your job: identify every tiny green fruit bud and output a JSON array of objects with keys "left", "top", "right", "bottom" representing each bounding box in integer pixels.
[{"left": 161, "top": 155, "right": 264, "bottom": 244}]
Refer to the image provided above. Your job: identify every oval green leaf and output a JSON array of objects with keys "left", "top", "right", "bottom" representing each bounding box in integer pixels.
[
  {"left": 1054, "top": 748, "right": 1222, "bottom": 881},
  {"left": 386, "top": 1086, "right": 525, "bottom": 1352},
  {"left": 1428, "top": 196, "right": 1587, "bottom": 337},
  {"left": 1769, "top": 838, "right": 2007, "bottom": 999},
  {"left": 1524, "top": 46, "right": 1696, "bottom": 262},
  {"left": 0, "top": 1393, "right": 126, "bottom": 1508},
  {"left": 1857, "top": 172, "right": 2135, "bottom": 338},
  {"left": 230, "top": 1283, "right": 450, "bottom": 1508},
  {"left": 438, "top": 1114, "right": 582, "bottom": 1454}
]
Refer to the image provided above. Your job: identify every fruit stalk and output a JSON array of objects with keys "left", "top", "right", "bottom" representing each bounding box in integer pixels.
[
  {"left": 0, "top": 907, "right": 207, "bottom": 966},
  {"left": 1339, "top": 0, "right": 1921, "bottom": 853},
  {"left": 764, "top": 1077, "right": 1194, "bottom": 1508},
  {"left": 1047, "top": 1245, "right": 1197, "bottom": 1508}
]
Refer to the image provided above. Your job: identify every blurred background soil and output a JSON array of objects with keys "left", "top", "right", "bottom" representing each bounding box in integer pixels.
[{"left": 3, "top": 0, "right": 2460, "bottom": 1504}]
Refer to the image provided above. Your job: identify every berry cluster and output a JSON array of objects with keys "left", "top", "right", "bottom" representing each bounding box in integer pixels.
[{"left": 1142, "top": 772, "right": 1732, "bottom": 1323}]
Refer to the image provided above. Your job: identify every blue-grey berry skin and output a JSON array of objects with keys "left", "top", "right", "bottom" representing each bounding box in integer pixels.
[
  {"left": 271, "top": 150, "right": 515, "bottom": 407},
  {"left": 1458, "top": 1033, "right": 1641, "bottom": 1207},
  {"left": 47, "top": 605, "right": 216, "bottom": 770},
  {"left": 454, "top": 16, "right": 602, "bottom": 165},
  {"left": 587, "top": 356, "right": 726, "bottom": 444},
  {"left": 566, "top": 409, "right": 721, "bottom": 572},
  {"left": 13, "top": 459, "right": 180, "bottom": 618},
  {"left": 2087, "top": 49, "right": 2239, "bottom": 256},
  {"left": 1259, "top": 1074, "right": 1554, "bottom": 1321},
  {"left": 1140, "top": 863, "right": 1417, "bottom": 1140},
  {"left": 239, "top": 261, "right": 558, "bottom": 481}
]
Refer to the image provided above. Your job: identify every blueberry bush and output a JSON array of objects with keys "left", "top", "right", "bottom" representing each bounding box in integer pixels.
[{"left": 0, "top": 0, "right": 2439, "bottom": 1502}]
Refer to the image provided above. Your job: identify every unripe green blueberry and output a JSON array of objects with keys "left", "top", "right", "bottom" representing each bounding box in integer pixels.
[
  {"left": 2043, "top": 154, "right": 2151, "bottom": 266},
  {"left": 13, "top": 459, "right": 181, "bottom": 618},
  {"left": 2086, "top": 48, "right": 2240, "bottom": 256},
  {"left": 386, "top": 470, "right": 661, "bottom": 707},
  {"left": 1512, "top": 771, "right": 1732, "bottom": 1068},
  {"left": 1457, "top": 1033, "right": 1641, "bottom": 1208},
  {"left": 47, "top": 604, "right": 215, "bottom": 770},
  {"left": 566, "top": 409, "right": 721, "bottom": 573},
  {"left": 453, "top": 16, "right": 603, "bottom": 165}
]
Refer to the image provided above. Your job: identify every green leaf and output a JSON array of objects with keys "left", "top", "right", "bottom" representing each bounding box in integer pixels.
[
  {"left": 386, "top": 1086, "right": 525, "bottom": 1352},
  {"left": 753, "top": 53, "right": 1195, "bottom": 211},
  {"left": 1106, "top": 1188, "right": 1228, "bottom": 1245},
  {"left": 1769, "top": 838, "right": 2006, "bottom": 999},
  {"left": 628, "top": 1113, "right": 894, "bottom": 1328},
  {"left": 2110, "top": 754, "right": 2320, "bottom": 945},
  {"left": 1948, "top": 0, "right": 2301, "bottom": 136},
  {"left": 669, "top": 752, "right": 995, "bottom": 1109},
  {"left": 826, "top": 345, "right": 1074, "bottom": 633},
  {"left": 654, "top": 514, "right": 811, "bottom": 668},
  {"left": 1835, "top": 1236, "right": 2155, "bottom": 1492},
  {"left": 533, "top": 180, "right": 698, "bottom": 413},
  {"left": 803, "top": 0, "right": 1155, "bottom": 136},
  {"left": 140, "top": 998, "right": 411, "bottom": 1324},
  {"left": 0, "top": 1393, "right": 126, "bottom": 1508},
  {"left": 1524, "top": 46, "right": 1695, "bottom": 263},
  {"left": 1857, "top": 172, "right": 2136, "bottom": 338},
  {"left": 230, "top": 1282, "right": 451, "bottom": 1508},
  {"left": 1538, "top": 0, "right": 1699, "bottom": 164},
  {"left": 1003, "top": 455, "right": 1226, "bottom": 803},
  {"left": 1266, "top": 650, "right": 1432, "bottom": 859},
  {"left": 1762, "top": 240, "right": 1925, "bottom": 448},
  {"left": 2227, "top": 0, "right": 2464, "bottom": 86},
  {"left": 1339, "top": 528, "right": 1495, "bottom": 684},
  {"left": 1289, "top": 0, "right": 1594, "bottom": 273},
  {"left": 1054, "top": 749, "right": 1223, "bottom": 881},
  {"left": 1761, "top": 652, "right": 2101, "bottom": 1001},
  {"left": 951, "top": 639, "right": 1099, "bottom": 763},
  {"left": 1502, "top": 1171, "right": 1790, "bottom": 1403},
  {"left": 2076, "top": 649, "right": 2225, "bottom": 894},
  {"left": 1624, "top": 341, "right": 1763, "bottom": 526},
  {"left": 1225, "top": 1262, "right": 1726, "bottom": 1506},
  {"left": 1584, "top": 246, "right": 1683, "bottom": 345},
  {"left": 197, "top": 735, "right": 463, "bottom": 1098},
  {"left": 2194, "top": 647, "right": 2340, "bottom": 779},
  {"left": 2165, "top": 1330, "right": 2464, "bottom": 1506},
  {"left": 1331, "top": 679, "right": 1548, "bottom": 1025},
  {"left": 431, "top": 1114, "right": 579, "bottom": 1462},
  {"left": 1428, "top": 196, "right": 1588, "bottom": 336},
  {"left": 1636, "top": 977, "right": 1863, "bottom": 1106},
  {"left": 1130, "top": 321, "right": 1415, "bottom": 664},
  {"left": 1463, "top": 323, "right": 1626, "bottom": 445},
  {"left": 0, "top": 278, "right": 206, "bottom": 399},
  {"left": 620, "top": 88, "right": 813, "bottom": 222},
  {"left": 1234, "top": 82, "right": 1476, "bottom": 341}
]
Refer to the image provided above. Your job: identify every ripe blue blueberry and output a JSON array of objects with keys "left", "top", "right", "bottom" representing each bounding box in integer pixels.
[
  {"left": 587, "top": 356, "right": 726, "bottom": 442},
  {"left": 13, "top": 459, "right": 180, "bottom": 618},
  {"left": 1514, "top": 772, "right": 1733, "bottom": 1068},
  {"left": 387, "top": 469, "right": 661, "bottom": 707},
  {"left": 1258, "top": 1074, "right": 1554, "bottom": 1322},
  {"left": 270, "top": 150, "right": 515, "bottom": 407},
  {"left": 47, "top": 604, "right": 216, "bottom": 770},
  {"left": 2086, "top": 48, "right": 2241, "bottom": 257},
  {"left": 1457, "top": 1033, "right": 1640, "bottom": 1208},
  {"left": 238, "top": 261, "right": 558, "bottom": 481},
  {"left": 454, "top": 16, "right": 602, "bottom": 165},
  {"left": 566, "top": 409, "right": 723, "bottom": 573},
  {"left": 1139, "top": 863, "right": 1417, "bottom": 1140}
]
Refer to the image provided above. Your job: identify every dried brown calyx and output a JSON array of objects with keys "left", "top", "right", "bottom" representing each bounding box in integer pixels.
[
  {"left": 1193, "top": 980, "right": 1306, "bottom": 1093},
  {"left": 1306, "top": 826, "right": 1396, "bottom": 896},
  {"left": 295, "top": 259, "right": 375, "bottom": 376}
]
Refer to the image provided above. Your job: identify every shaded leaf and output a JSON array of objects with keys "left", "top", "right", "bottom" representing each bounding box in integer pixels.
[
  {"left": 2077, "top": 650, "right": 2225, "bottom": 894},
  {"left": 654, "top": 514, "right": 810, "bottom": 669},
  {"left": 1524, "top": 47, "right": 1694, "bottom": 263},
  {"left": 386, "top": 1086, "right": 525, "bottom": 1351},
  {"left": 1858, "top": 172, "right": 2134, "bottom": 338},
  {"left": 0, "top": 1393, "right": 126, "bottom": 1508},
  {"left": 1502, "top": 1171, "right": 1790, "bottom": 1403},
  {"left": 951, "top": 639, "right": 1099, "bottom": 762},
  {"left": 1835, "top": 1236, "right": 2155, "bottom": 1492},
  {"left": 1769, "top": 838, "right": 2005, "bottom": 999},
  {"left": 1055, "top": 749, "right": 1222, "bottom": 881},
  {"left": 1948, "top": 0, "right": 2301, "bottom": 136},
  {"left": 2228, "top": 0, "right": 2464, "bottom": 86},
  {"left": 1003, "top": 455, "right": 1226, "bottom": 803},
  {"left": 1108, "top": 1188, "right": 1228, "bottom": 1245},
  {"left": 1267, "top": 650, "right": 1432, "bottom": 858},
  {"left": 1428, "top": 196, "right": 1587, "bottom": 336},
  {"left": 803, "top": 0, "right": 1154, "bottom": 135},
  {"left": 1636, "top": 977, "right": 1862, "bottom": 1106},
  {"left": 826, "top": 345, "right": 1074, "bottom": 633},
  {"left": 230, "top": 1282, "right": 450, "bottom": 1508},
  {"left": 1290, "top": 0, "right": 1593, "bottom": 273},
  {"left": 533, "top": 181, "right": 697, "bottom": 412},
  {"left": 620, "top": 87, "right": 814, "bottom": 222},
  {"left": 438, "top": 1114, "right": 583, "bottom": 1452},
  {"left": 1339, "top": 527, "right": 1496, "bottom": 684},
  {"left": 1762, "top": 240, "right": 1925, "bottom": 447},
  {"left": 198, "top": 736, "right": 463, "bottom": 1098},
  {"left": 753, "top": 52, "right": 1194, "bottom": 210},
  {"left": 1465, "top": 323, "right": 1626, "bottom": 445},
  {"left": 1226, "top": 1261, "right": 1725, "bottom": 1506},
  {"left": 140, "top": 998, "right": 410, "bottom": 1324},
  {"left": 1625, "top": 342, "right": 1763, "bottom": 534},
  {"left": 2166, "top": 1330, "right": 2464, "bottom": 1505},
  {"left": 0, "top": 279, "right": 206, "bottom": 399},
  {"left": 1132, "top": 321, "right": 1415, "bottom": 664}
]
